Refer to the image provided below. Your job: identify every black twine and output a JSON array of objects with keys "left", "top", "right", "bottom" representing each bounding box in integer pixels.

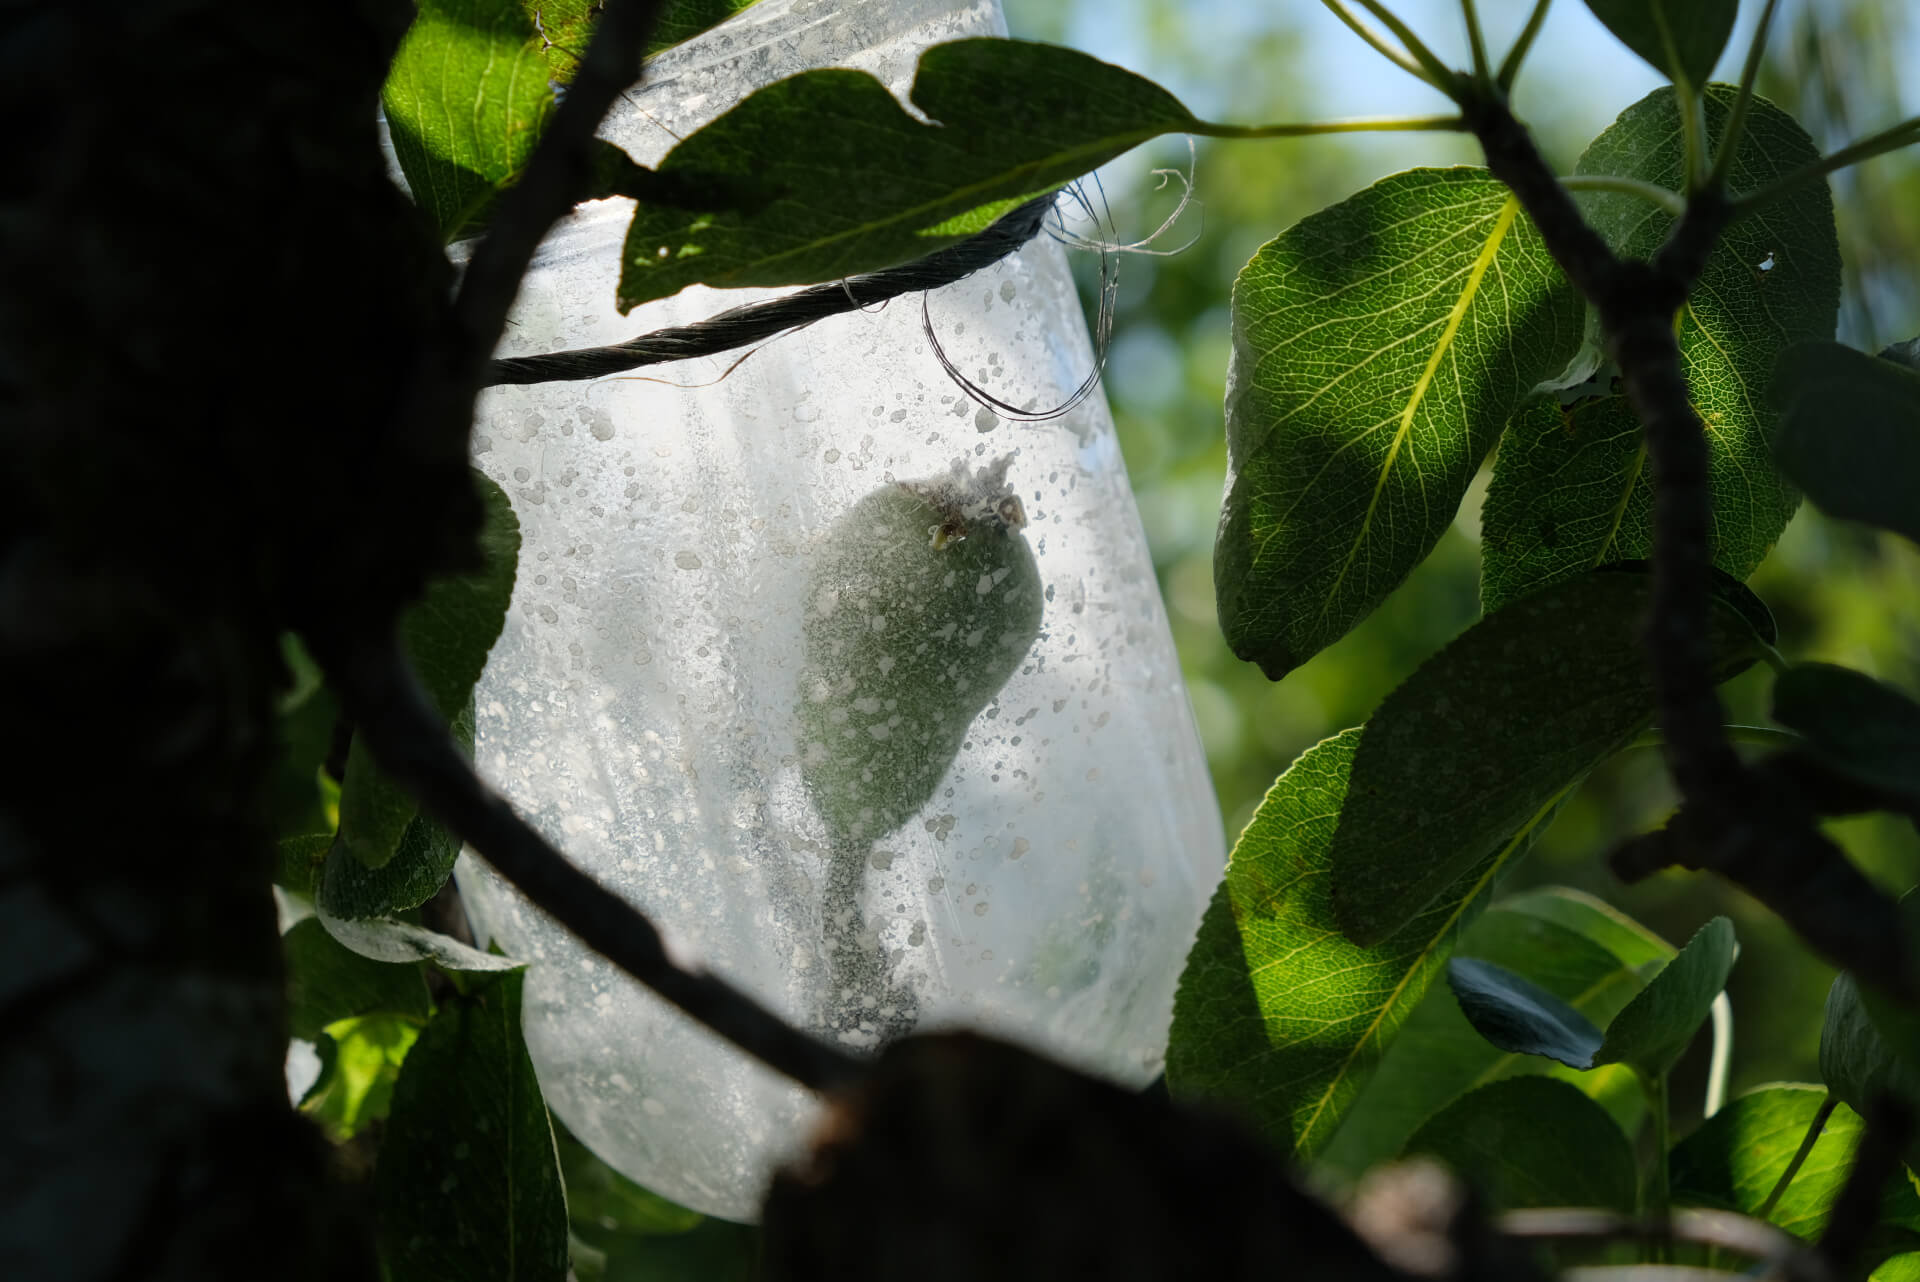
[{"left": 484, "top": 193, "right": 1058, "bottom": 387}]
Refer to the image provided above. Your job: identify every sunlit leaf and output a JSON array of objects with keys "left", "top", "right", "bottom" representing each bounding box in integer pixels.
[
  {"left": 1581, "top": 0, "right": 1736, "bottom": 87},
  {"left": 1167, "top": 730, "right": 1520, "bottom": 1159},
  {"left": 1218, "top": 168, "right": 1582, "bottom": 677},
  {"left": 378, "top": 968, "right": 568, "bottom": 1282},
  {"left": 616, "top": 39, "right": 1208, "bottom": 310},
  {"left": 1318, "top": 888, "right": 1666, "bottom": 1180},
  {"left": 1481, "top": 88, "right": 1838, "bottom": 611},
  {"left": 1773, "top": 341, "right": 1920, "bottom": 545},
  {"left": 1331, "top": 568, "right": 1770, "bottom": 945},
  {"left": 302, "top": 1013, "right": 424, "bottom": 1140},
  {"left": 1405, "top": 1076, "right": 1639, "bottom": 1211}
]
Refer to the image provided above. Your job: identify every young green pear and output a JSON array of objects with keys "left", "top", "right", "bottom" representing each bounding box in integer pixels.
[{"left": 796, "top": 456, "right": 1045, "bottom": 845}]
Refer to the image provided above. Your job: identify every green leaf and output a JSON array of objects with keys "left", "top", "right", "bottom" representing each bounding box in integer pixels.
[
  {"left": 337, "top": 473, "right": 517, "bottom": 871},
  {"left": 558, "top": 1126, "right": 704, "bottom": 1241},
  {"left": 1330, "top": 567, "right": 1771, "bottom": 945},
  {"left": 1876, "top": 1254, "right": 1920, "bottom": 1282},
  {"left": 1446, "top": 958, "right": 1605, "bottom": 1070},
  {"left": 616, "top": 38, "right": 1204, "bottom": 310},
  {"left": 1821, "top": 972, "right": 1920, "bottom": 1129},
  {"left": 1773, "top": 341, "right": 1920, "bottom": 544},
  {"left": 272, "top": 634, "right": 338, "bottom": 838},
  {"left": 323, "top": 702, "right": 474, "bottom": 917},
  {"left": 1581, "top": 0, "right": 1736, "bottom": 87},
  {"left": 1167, "top": 730, "right": 1520, "bottom": 1160},
  {"left": 1672, "top": 1085, "right": 1920, "bottom": 1253},
  {"left": 1218, "top": 168, "right": 1582, "bottom": 677},
  {"left": 1772, "top": 663, "right": 1920, "bottom": 809},
  {"left": 1594, "top": 916, "right": 1737, "bottom": 1079},
  {"left": 284, "top": 917, "right": 430, "bottom": 1043},
  {"left": 1405, "top": 1076, "right": 1639, "bottom": 1211},
  {"left": 382, "top": 1, "right": 758, "bottom": 241},
  {"left": 378, "top": 968, "right": 569, "bottom": 1282},
  {"left": 302, "top": 1013, "right": 424, "bottom": 1140},
  {"left": 601, "top": 1221, "right": 758, "bottom": 1281},
  {"left": 1481, "top": 87, "right": 1839, "bottom": 612},
  {"left": 1318, "top": 887, "right": 1665, "bottom": 1180},
  {"left": 278, "top": 832, "right": 334, "bottom": 898}
]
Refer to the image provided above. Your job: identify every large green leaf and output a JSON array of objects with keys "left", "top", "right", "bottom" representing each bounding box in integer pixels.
[
  {"left": 1821, "top": 972, "right": 1920, "bottom": 1132},
  {"left": 1593, "top": 916, "right": 1736, "bottom": 1079},
  {"left": 324, "top": 702, "right": 474, "bottom": 917},
  {"left": 1773, "top": 663, "right": 1920, "bottom": 809},
  {"left": 378, "top": 968, "right": 569, "bottom": 1282},
  {"left": 1481, "top": 88, "right": 1839, "bottom": 612},
  {"left": 283, "top": 917, "right": 431, "bottom": 1043},
  {"left": 383, "top": 0, "right": 765, "bottom": 242},
  {"left": 1318, "top": 888, "right": 1665, "bottom": 1180},
  {"left": 615, "top": 38, "right": 1208, "bottom": 310},
  {"left": 1405, "top": 1076, "right": 1639, "bottom": 1212},
  {"left": 1331, "top": 568, "right": 1771, "bottom": 945},
  {"left": 1773, "top": 341, "right": 1920, "bottom": 544},
  {"left": 1672, "top": 1085, "right": 1920, "bottom": 1254},
  {"left": 1166, "top": 730, "right": 1522, "bottom": 1159},
  {"left": 1217, "top": 168, "right": 1582, "bottom": 678},
  {"left": 337, "top": 473, "right": 517, "bottom": 871},
  {"left": 1581, "top": 0, "right": 1736, "bottom": 87}
]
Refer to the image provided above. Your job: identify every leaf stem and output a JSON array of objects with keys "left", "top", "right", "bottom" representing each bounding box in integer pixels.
[
  {"left": 1708, "top": 0, "right": 1781, "bottom": 190},
  {"left": 1733, "top": 115, "right": 1920, "bottom": 216},
  {"left": 1460, "top": 0, "right": 1492, "bottom": 87},
  {"left": 1756, "top": 1094, "right": 1837, "bottom": 1222},
  {"left": 1560, "top": 174, "right": 1687, "bottom": 216},
  {"left": 1496, "top": 0, "right": 1553, "bottom": 92},
  {"left": 1647, "top": 1069, "right": 1673, "bottom": 1218},
  {"left": 1672, "top": 77, "right": 1710, "bottom": 192},
  {"left": 1319, "top": 0, "right": 1445, "bottom": 89},
  {"left": 1195, "top": 114, "right": 1467, "bottom": 140},
  {"left": 1703, "top": 992, "right": 1732, "bottom": 1118},
  {"left": 1349, "top": 0, "right": 1461, "bottom": 92}
]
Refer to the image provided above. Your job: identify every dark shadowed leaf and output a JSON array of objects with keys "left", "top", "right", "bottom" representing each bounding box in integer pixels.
[
  {"left": 617, "top": 39, "right": 1205, "bottom": 310},
  {"left": 324, "top": 702, "right": 474, "bottom": 917},
  {"left": 1217, "top": 168, "right": 1582, "bottom": 677},
  {"left": 1581, "top": 0, "right": 1736, "bottom": 86},
  {"left": 1593, "top": 916, "right": 1737, "bottom": 1079},
  {"left": 378, "top": 968, "right": 568, "bottom": 1282},
  {"left": 1821, "top": 972, "right": 1920, "bottom": 1129},
  {"left": 1672, "top": 1085, "right": 1920, "bottom": 1253},
  {"left": 1481, "top": 88, "right": 1838, "bottom": 611},
  {"left": 1405, "top": 1076, "right": 1639, "bottom": 1211},
  {"left": 601, "top": 1221, "right": 759, "bottom": 1281},
  {"left": 1319, "top": 888, "right": 1667, "bottom": 1180},
  {"left": 557, "top": 1126, "right": 704, "bottom": 1241},
  {"left": 272, "top": 634, "right": 338, "bottom": 838},
  {"left": 284, "top": 917, "right": 431, "bottom": 1043},
  {"left": 338, "top": 473, "right": 517, "bottom": 871},
  {"left": 1773, "top": 342, "right": 1920, "bottom": 544},
  {"left": 1167, "top": 730, "right": 1527, "bottom": 1159},
  {"left": 1331, "top": 568, "right": 1770, "bottom": 945},
  {"left": 1447, "top": 958, "right": 1604, "bottom": 1070},
  {"left": 1772, "top": 663, "right": 1920, "bottom": 808}
]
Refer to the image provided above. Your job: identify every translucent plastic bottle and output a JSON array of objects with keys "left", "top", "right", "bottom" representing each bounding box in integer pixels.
[{"left": 454, "top": 0, "right": 1225, "bottom": 1219}]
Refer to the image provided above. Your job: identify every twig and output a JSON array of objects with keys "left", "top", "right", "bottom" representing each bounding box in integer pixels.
[
  {"left": 1818, "top": 1095, "right": 1914, "bottom": 1278},
  {"left": 1756, "top": 1094, "right": 1836, "bottom": 1222},
  {"left": 314, "top": 629, "right": 867, "bottom": 1094},
  {"left": 1496, "top": 0, "right": 1553, "bottom": 92},
  {"left": 486, "top": 193, "right": 1057, "bottom": 386}
]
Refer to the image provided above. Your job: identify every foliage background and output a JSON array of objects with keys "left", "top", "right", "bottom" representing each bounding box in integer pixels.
[{"left": 1003, "top": 0, "right": 1920, "bottom": 1112}]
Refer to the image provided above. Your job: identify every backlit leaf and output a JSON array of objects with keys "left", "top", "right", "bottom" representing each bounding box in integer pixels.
[
  {"left": 1481, "top": 88, "right": 1839, "bottom": 612},
  {"left": 1773, "top": 341, "right": 1920, "bottom": 544},
  {"left": 1405, "top": 1076, "right": 1638, "bottom": 1212},
  {"left": 1318, "top": 888, "right": 1666, "bottom": 1180},
  {"left": 1331, "top": 567, "right": 1770, "bottom": 945},
  {"left": 616, "top": 38, "right": 1208, "bottom": 309},
  {"left": 1167, "top": 730, "right": 1522, "bottom": 1159},
  {"left": 1217, "top": 168, "right": 1581, "bottom": 678},
  {"left": 1581, "top": 0, "right": 1736, "bottom": 87}
]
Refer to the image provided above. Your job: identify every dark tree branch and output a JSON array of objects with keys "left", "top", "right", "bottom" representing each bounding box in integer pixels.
[
  {"left": 1459, "top": 89, "right": 1918, "bottom": 999},
  {"left": 314, "top": 630, "right": 866, "bottom": 1095},
  {"left": 485, "top": 193, "right": 1058, "bottom": 386}
]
